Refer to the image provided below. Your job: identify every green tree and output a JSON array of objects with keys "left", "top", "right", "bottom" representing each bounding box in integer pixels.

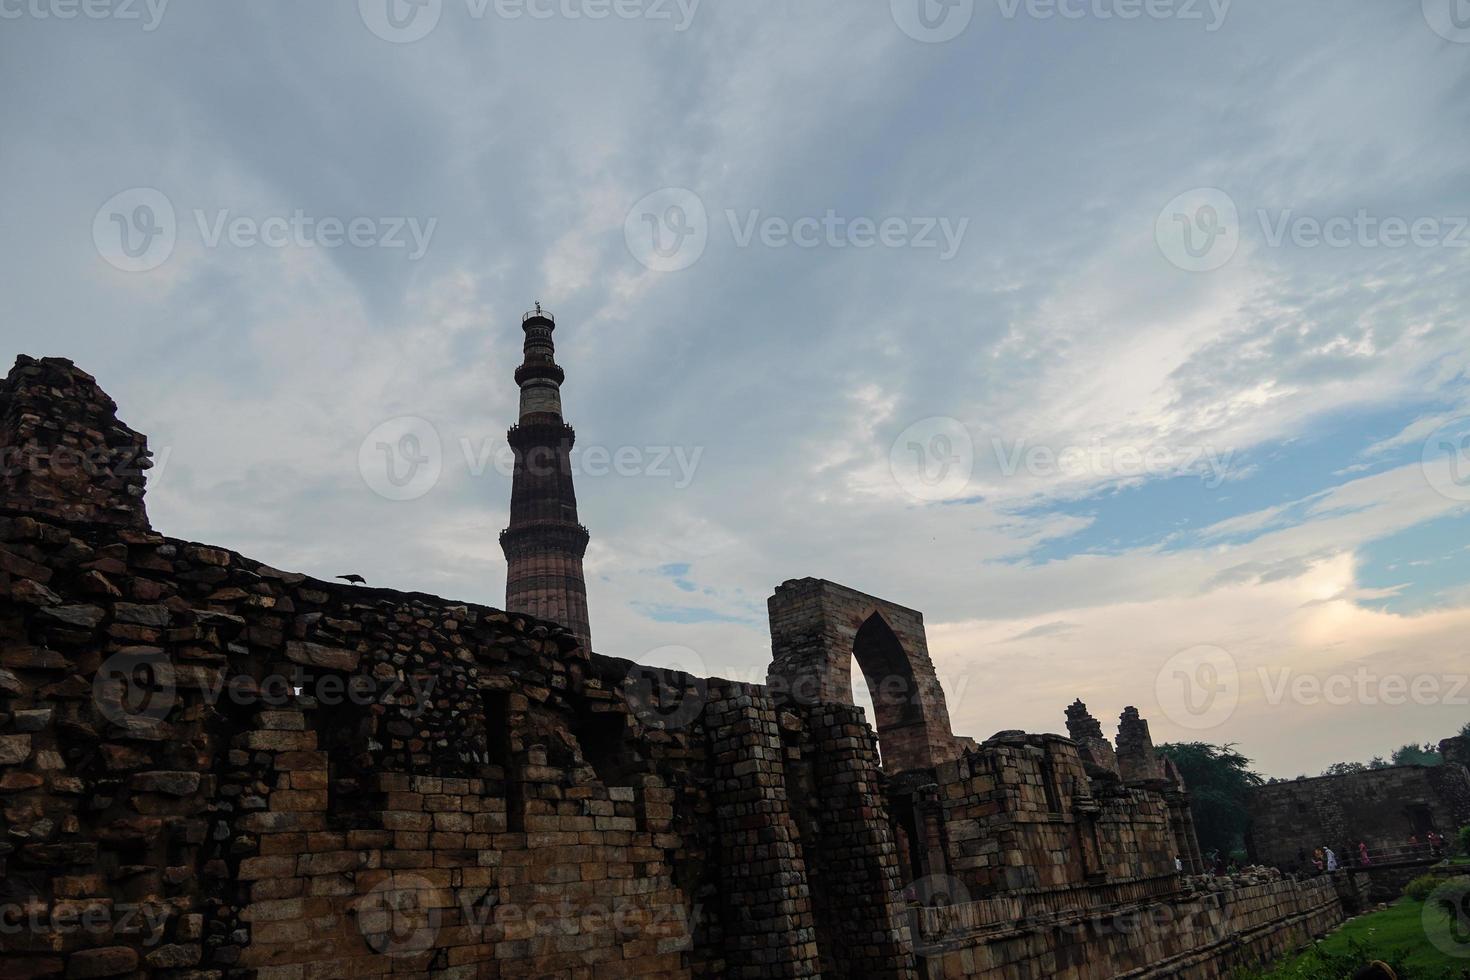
[
  {"left": 1389, "top": 743, "right": 1442, "bottom": 767},
  {"left": 1321, "top": 762, "right": 1367, "bottom": 777},
  {"left": 1157, "top": 742, "right": 1264, "bottom": 858}
]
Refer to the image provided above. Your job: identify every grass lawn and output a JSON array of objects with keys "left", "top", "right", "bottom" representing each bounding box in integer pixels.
[{"left": 1247, "top": 895, "right": 1470, "bottom": 979}]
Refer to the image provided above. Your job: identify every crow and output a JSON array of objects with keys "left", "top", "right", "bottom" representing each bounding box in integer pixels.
[{"left": 336, "top": 574, "right": 366, "bottom": 585}]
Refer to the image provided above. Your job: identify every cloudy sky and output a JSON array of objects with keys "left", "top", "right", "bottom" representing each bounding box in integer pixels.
[{"left": 3, "top": 0, "right": 1469, "bottom": 777}]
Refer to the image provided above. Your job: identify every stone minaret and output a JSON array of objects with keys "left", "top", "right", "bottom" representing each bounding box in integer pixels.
[{"left": 499, "top": 305, "right": 592, "bottom": 650}]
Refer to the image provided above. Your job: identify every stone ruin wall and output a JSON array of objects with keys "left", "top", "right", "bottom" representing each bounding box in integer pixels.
[
  {"left": 1246, "top": 762, "right": 1470, "bottom": 872},
  {"left": 0, "top": 355, "right": 1348, "bottom": 980}
]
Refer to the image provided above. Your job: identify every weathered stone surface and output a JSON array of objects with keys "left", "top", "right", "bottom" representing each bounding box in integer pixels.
[
  {"left": 283, "top": 640, "right": 359, "bottom": 672},
  {"left": 64, "top": 948, "right": 138, "bottom": 979},
  {"left": 0, "top": 734, "right": 32, "bottom": 765}
]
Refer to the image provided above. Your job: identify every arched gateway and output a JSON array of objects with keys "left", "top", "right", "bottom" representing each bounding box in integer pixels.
[{"left": 766, "top": 578, "right": 968, "bottom": 773}]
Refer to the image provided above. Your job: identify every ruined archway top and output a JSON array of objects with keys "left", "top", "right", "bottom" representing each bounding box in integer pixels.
[{"left": 772, "top": 577, "right": 927, "bottom": 621}]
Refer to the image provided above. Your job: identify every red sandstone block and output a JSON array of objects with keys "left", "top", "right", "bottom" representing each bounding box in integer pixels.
[
  {"left": 272, "top": 790, "right": 328, "bottom": 812},
  {"left": 259, "top": 832, "right": 307, "bottom": 855},
  {"left": 433, "top": 812, "right": 472, "bottom": 832},
  {"left": 238, "top": 855, "right": 296, "bottom": 879},
  {"left": 251, "top": 878, "right": 305, "bottom": 901},
  {"left": 380, "top": 811, "right": 431, "bottom": 831},
  {"left": 384, "top": 793, "right": 423, "bottom": 811},
  {"left": 273, "top": 750, "right": 327, "bottom": 771}
]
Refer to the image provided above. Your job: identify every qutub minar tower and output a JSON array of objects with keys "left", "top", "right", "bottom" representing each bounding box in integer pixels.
[{"left": 499, "top": 304, "right": 593, "bottom": 650}]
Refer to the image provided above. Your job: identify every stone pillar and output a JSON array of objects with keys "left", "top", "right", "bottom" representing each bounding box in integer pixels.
[
  {"left": 800, "top": 703, "right": 917, "bottom": 980},
  {"left": 1064, "top": 699, "right": 1120, "bottom": 776},
  {"left": 1115, "top": 707, "right": 1164, "bottom": 786},
  {"left": 1184, "top": 806, "right": 1206, "bottom": 874},
  {"left": 918, "top": 785, "right": 948, "bottom": 885},
  {"left": 704, "top": 682, "right": 822, "bottom": 978}
]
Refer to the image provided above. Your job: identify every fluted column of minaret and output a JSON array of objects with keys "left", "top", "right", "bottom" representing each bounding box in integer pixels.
[{"left": 499, "top": 305, "right": 592, "bottom": 651}]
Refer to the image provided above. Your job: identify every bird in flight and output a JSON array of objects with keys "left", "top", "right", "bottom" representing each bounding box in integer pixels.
[{"left": 336, "top": 574, "right": 367, "bottom": 585}]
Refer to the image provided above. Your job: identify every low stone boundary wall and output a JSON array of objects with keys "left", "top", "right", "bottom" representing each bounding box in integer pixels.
[{"left": 912, "top": 876, "right": 1342, "bottom": 979}]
